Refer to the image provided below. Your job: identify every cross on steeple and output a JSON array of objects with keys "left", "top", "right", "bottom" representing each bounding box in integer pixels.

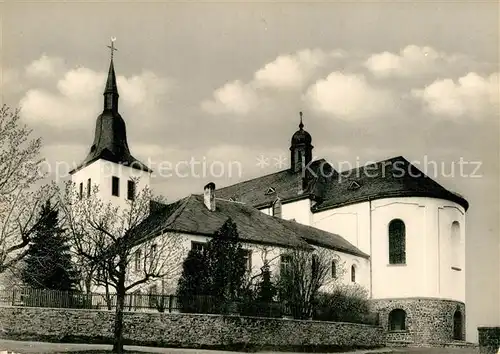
[
  {"left": 107, "top": 37, "right": 118, "bottom": 60},
  {"left": 104, "top": 37, "right": 119, "bottom": 111}
]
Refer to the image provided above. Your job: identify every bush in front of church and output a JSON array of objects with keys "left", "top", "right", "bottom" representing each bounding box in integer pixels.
[{"left": 313, "top": 284, "right": 377, "bottom": 325}]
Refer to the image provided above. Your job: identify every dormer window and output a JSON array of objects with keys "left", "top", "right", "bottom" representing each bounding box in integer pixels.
[
  {"left": 265, "top": 187, "right": 276, "bottom": 195},
  {"left": 272, "top": 198, "right": 282, "bottom": 218},
  {"left": 348, "top": 181, "right": 361, "bottom": 190}
]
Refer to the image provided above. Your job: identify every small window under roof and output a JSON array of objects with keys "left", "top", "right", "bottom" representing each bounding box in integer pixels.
[
  {"left": 348, "top": 181, "right": 361, "bottom": 190},
  {"left": 265, "top": 187, "right": 276, "bottom": 195}
]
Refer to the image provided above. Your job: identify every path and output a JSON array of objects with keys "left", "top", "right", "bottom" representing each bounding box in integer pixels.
[{"left": 0, "top": 339, "right": 479, "bottom": 354}]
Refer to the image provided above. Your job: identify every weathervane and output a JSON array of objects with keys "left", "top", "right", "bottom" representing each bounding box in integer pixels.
[{"left": 107, "top": 37, "right": 118, "bottom": 60}]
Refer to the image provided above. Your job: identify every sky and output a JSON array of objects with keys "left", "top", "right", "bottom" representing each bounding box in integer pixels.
[{"left": 1, "top": 1, "right": 499, "bottom": 343}]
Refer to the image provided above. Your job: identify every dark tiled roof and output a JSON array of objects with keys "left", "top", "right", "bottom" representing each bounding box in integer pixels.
[
  {"left": 135, "top": 194, "right": 368, "bottom": 258},
  {"left": 70, "top": 111, "right": 152, "bottom": 174},
  {"left": 216, "top": 156, "right": 468, "bottom": 212},
  {"left": 70, "top": 60, "right": 151, "bottom": 175},
  {"left": 216, "top": 159, "right": 335, "bottom": 208},
  {"left": 313, "top": 156, "right": 469, "bottom": 211}
]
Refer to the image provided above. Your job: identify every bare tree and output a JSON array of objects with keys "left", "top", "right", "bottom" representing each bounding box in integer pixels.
[
  {"left": 59, "top": 180, "right": 184, "bottom": 354},
  {"left": 0, "top": 105, "right": 57, "bottom": 274},
  {"left": 277, "top": 247, "right": 344, "bottom": 320}
]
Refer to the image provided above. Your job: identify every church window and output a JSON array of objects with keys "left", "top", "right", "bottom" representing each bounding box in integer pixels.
[
  {"left": 280, "top": 254, "right": 292, "bottom": 276},
  {"left": 148, "top": 284, "right": 158, "bottom": 308},
  {"left": 149, "top": 244, "right": 157, "bottom": 267},
  {"left": 453, "top": 309, "right": 463, "bottom": 340},
  {"left": 134, "top": 249, "right": 141, "bottom": 271},
  {"left": 389, "top": 219, "right": 406, "bottom": 264},
  {"left": 272, "top": 198, "right": 282, "bottom": 218},
  {"left": 351, "top": 265, "right": 356, "bottom": 282},
  {"left": 451, "top": 221, "right": 461, "bottom": 269},
  {"left": 191, "top": 241, "right": 206, "bottom": 252},
  {"left": 239, "top": 249, "right": 252, "bottom": 272},
  {"left": 87, "top": 178, "right": 91, "bottom": 198},
  {"left": 112, "top": 176, "right": 120, "bottom": 197},
  {"left": 127, "top": 180, "right": 135, "bottom": 201},
  {"left": 79, "top": 182, "right": 83, "bottom": 200},
  {"left": 389, "top": 309, "right": 406, "bottom": 331},
  {"left": 331, "top": 260, "right": 337, "bottom": 279},
  {"left": 311, "top": 254, "right": 319, "bottom": 278}
]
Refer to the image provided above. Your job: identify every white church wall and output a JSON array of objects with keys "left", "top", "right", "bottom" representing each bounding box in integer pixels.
[
  {"left": 371, "top": 197, "right": 427, "bottom": 299},
  {"left": 71, "top": 160, "right": 151, "bottom": 211},
  {"left": 71, "top": 161, "right": 102, "bottom": 199},
  {"left": 328, "top": 250, "right": 370, "bottom": 292},
  {"left": 98, "top": 160, "right": 151, "bottom": 210},
  {"left": 282, "top": 198, "right": 312, "bottom": 225},
  {"left": 437, "top": 202, "right": 466, "bottom": 302},
  {"left": 259, "top": 207, "right": 271, "bottom": 216},
  {"left": 129, "top": 233, "right": 285, "bottom": 296},
  {"left": 98, "top": 230, "right": 367, "bottom": 299},
  {"left": 370, "top": 196, "right": 465, "bottom": 302},
  {"left": 312, "top": 202, "right": 371, "bottom": 255}
]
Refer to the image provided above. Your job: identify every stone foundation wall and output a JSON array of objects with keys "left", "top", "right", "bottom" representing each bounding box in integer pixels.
[
  {"left": 0, "top": 306, "right": 385, "bottom": 351},
  {"left": 478, "top": 327, "right": 500, "bottom": 354},
  {"left": 370, "top": 298, "right": 465, "bottom": 346}
]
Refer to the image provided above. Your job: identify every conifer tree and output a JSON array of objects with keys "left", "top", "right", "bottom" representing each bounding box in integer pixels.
[
  {"left": 176, "top": 248, "right": 209, "bottom": 312},
  {"left": 21, "top": 201, "right": 79, "bottom": 291},
  {"left": 176, "top": 218, "right": 247, "bottom": 313},
  {"left": 204, "top": 218, "right": 247, "bottom": 301}
]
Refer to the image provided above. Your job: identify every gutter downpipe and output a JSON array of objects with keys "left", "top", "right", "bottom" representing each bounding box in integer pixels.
[{"left": 369, "top": 197, "right": 373, "bottom": 299}]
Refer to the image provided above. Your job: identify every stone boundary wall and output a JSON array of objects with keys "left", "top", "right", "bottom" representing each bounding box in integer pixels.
[
  {"left": 370, "top": 298, "right": 465, "bottom": 347},
  {"left": 478, "top": 327, "right": 500, "bottom": 354},
  {"left": 0, "top": 306, "right": 385, "bottom": 351}
]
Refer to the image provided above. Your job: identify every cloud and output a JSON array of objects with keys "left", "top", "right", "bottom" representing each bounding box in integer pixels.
[
  {"left": 201, "top": 49, "right": 338, "bottom": 115},
  {"left": 25, "top": 54, "right": 65, "bottom": 78},
  {"left": 0, "top": 68, "right": 23, "bottom": 96},
  {"left": 304, "top": 72, "right": 395, "bottom": 120},
  {"left": 253, "top": 49, "right": 329, "bottom": 90},
  {"left": 20, "top": 65, "right": 170, "bottom": 129},
  {"left": 364, "top": 45, "right": 461, "bottom": 78},
  {"left": 200, "top": 80, "right": 259, "bottom": 115},
  {"left": 412, "top": 72, "right": 499, "bottom": 119}
]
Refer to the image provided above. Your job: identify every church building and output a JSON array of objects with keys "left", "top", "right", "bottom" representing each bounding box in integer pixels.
[{"left": 70, "top": 53, "right": 469, "bottom": 348}]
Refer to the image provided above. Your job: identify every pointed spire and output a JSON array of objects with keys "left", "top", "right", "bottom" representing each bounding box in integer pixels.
[
  {"left": 104, "top": 38, "right": 119, "bottom": 111},
  {"left": 299, "top": 111, "right": 304, "bottom": 130}
]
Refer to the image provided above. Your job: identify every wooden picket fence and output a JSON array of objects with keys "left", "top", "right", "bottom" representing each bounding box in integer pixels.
[{"left": 0, "top": 287, "right": 379, "bottom": 325}]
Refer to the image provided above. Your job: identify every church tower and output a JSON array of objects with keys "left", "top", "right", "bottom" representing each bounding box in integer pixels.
[
  {"left": 69, "top": 41, "right": 152, "bottom": 208},
  {"left": 290, "top": 112, "right": 313, "bottom": 173}
]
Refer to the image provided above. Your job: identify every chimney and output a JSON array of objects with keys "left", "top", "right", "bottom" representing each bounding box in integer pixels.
[
  {"left": 204, "top": 182, "right": 216, "bottom": 211},
  {"left": 297, "top": 175, "right": 304, "bottom": 195}
]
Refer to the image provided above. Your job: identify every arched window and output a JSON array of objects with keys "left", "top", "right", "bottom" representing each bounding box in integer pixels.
[
  {"left": 331, "top": 260, "right": 337, "bottom": 279},
  {"left": 453, "top": 309, "right": 463, "bottom": 340},
  {"left": 389, "top": 219, "right": 406, "bottom": 264},
  {"left": 272, "top": 198, "right": 282, "bottom": 218},
  {"left": 389, "top": 309, "right": 406, "bottom": 331},
  {"left": 351, "top": 265, "right": 356, "bottom": 283},
  {"left": 451, "top": 221, "right": 461, "bottom": 269},
  {"left": 311, "top": 254, "right": 319, "bottom": 278}
]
